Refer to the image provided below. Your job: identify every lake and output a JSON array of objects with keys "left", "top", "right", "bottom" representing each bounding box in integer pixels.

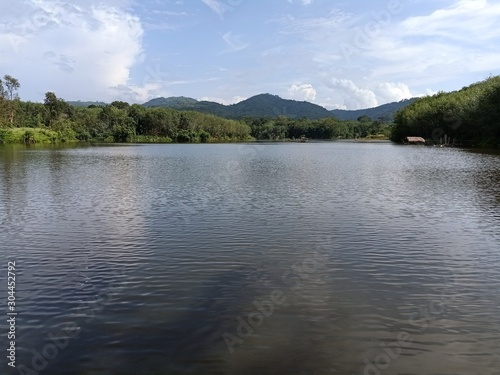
[{"left": 1, "top": 142, "right": 499, "bottom": 375}]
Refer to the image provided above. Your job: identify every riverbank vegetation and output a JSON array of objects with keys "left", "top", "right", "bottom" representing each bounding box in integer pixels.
[
  {"left": 0, "top": 75, "right": 391, "bottom": 144},
  {"left": 391, "top": 76, "right": 500, "bottom": 148},
  {"left": 0, "top": 89, "right": 253, "bottom": 144},
  {"left": 245, "top": 115, "right": 391, "bottom": 141},
  {"left": 2, "top": 74, "right": 500, "bottom": 146}
]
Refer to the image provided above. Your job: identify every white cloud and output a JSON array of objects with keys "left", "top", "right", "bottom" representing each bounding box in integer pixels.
[
  {"left": 279, "top": 0, "right": 500, "bottom": 106},
  {"left": 400, "top": 0, "right": 494, "bottom": 42},
  {"left": 111, "top": 82, "right": 163, "bottom": 104},
  {"left": 199, "top": 96, "right": 246, "bottom": 105},
  {"left": 328, "top": 79, "right": 377, "bottom": 109},
  {"left": 287, "top": 83, "right": 317, "bottom": 101},
  {"left": 201, "top": 0, "right": 237, "bottom": 19},
  {"left": 327, "top": 79, "right": 415, "bottom": 109},
  {"left": 152, "top": 10, "right": 191, "bottom": 16},
  {"left": 376, "top": 82, "right": 413, "bottom": 103},
  {"left": 287, "top": 0, "right": 314, "bottom": 5},
  {"left": 0, "top": 1, "right": 145, "bottom": 102},
  {"left": 221, "top": 31, "right": 248, "bottom": 53},
  {"left": 367, "top": 0, "right": 500, "bottom": 83}
]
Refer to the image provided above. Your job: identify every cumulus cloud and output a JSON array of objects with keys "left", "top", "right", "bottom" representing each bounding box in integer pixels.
[
  {"left": 287, "top": 83, "right": 317, "bottom": 101},
  {"left": 327, "top": 79, "right": 416, "bottom": 109},
  {"left": 376, "top": 82, "right": 413, "bottom": 103},
  {"left": 0, "top": 0, "right": 145, "bottom": 102},
  {"left": 279, "top": 0, "right": 500, "bottom": 103},
  {"left": 111, "top": 82, "right": 163, "bottom": 104},
  {"left": 328, "top": 79, "right": 377, "bottom": 109}
]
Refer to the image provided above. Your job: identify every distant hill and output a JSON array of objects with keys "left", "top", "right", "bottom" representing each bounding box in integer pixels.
[
  {"left": 142, "top": 96, "right": 199, "bottom": 108},
  {"left": 68, "top": 100, "right": 108, "bottom": 107},
  {"left": 228, "top": 94, "right": 333, "bottom": 119},
  {"left": 68, "top": 94, "right": 417, "bottom": 121},
  {"left": 331, "top": 98, "right": 418, "bottom": 121},
  {"left": 142, "top": 94, "right": 331, "bottom": 119}
]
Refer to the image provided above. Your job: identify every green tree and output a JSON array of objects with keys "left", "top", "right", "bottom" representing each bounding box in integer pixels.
[
  {"left": 44, "top": 92, "right": 72, "bottom": 127},
  {"left": 0, "top": 75, "right": 21, "bottom": 127},
  {"left": 391, "top": 75, "right": 500, "bottom": 147},
  {"left": 110, "top": 101, "right": 130, "bottom": 110}
]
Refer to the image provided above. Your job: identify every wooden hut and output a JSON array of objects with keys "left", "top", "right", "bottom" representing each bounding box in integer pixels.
[{"left": 405, "top": 136, "right": 426, "bottom": 144}]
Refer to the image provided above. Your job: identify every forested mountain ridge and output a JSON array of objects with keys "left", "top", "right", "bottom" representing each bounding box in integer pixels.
[
  {"left": 142, "top": 94, "right": 414, "bottom": 121},
  {"left": 142, "top": 94, "right": 333, "bottom": 119},
  {"left": 70, "top": 94, "right": 417, "bottom": 122},
  {"left": 68, "top": 100, "right": 108, "bottom": 107},
  {"left": 391, "top": 76, "right": 500, "bottom": 148},
  {"left": 331, "top": 98, "right": 418, "bottom": 121}
]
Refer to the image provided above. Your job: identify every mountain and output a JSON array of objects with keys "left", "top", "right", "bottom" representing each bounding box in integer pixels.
[
  {"left": 68, "top": 100, "right": 108, "bottom": 107},
  {"left": 229, "top": 94, "right": 333, "bottom": 119},
  {"left": 143, "top": 94, "right": 331, "bottom": 119},
  {"left": 330, "top": 98, "right": 419, "bottom": 121},
  {"left": 142, "top": 96, "right": 199, "bottom": 108},
  {"left": 143, "top": 96, "right": 229, "bottom": 117},
  {"left": 68, "top": 94, "right": 416, "bottom": 121}
]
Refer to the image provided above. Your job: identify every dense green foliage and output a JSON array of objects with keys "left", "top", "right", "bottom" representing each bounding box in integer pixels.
[
  {"left": 67, "top": 100, "right": 108, "bottom": 107},
  {"left": 0, "top": 89, "right": 253, "bottom": 144},
  {"left": 392, "top": 76, "right": 500, "bottom": 148},
  {"left": 244, "top": 115, "right": 392, "bottom": 141},
  {"left": 0, "top": 75, "right": 21, "bottom": 128}
]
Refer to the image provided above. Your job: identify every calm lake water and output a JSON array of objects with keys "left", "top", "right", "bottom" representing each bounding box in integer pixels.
[{"left": 1, "top": 142, "right": 499, "bottom": 375}]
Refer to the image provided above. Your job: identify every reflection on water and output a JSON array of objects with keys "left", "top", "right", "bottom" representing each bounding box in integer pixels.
[{"left": 0, "top": 142, "right": 499, "bottom": 375}]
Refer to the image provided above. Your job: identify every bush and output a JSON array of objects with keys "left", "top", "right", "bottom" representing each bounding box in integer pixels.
[
  {"left": 132, "top": 135, "right": 172, "bottom": 143},
  {"left": 0, "top": 127, "right": 62, "bottom": 143}
]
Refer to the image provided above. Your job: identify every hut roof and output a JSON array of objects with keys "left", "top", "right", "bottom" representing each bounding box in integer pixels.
[{"left": 406, "top": 136, "right": 426, "bottom": 143}]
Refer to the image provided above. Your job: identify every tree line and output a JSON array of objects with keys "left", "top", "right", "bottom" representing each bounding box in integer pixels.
[
  {"left": 0, "top": 86, "right": 252, "bottom": 143},
  {"left": 244, "top": 115, "right": 391, "bottom": 141},
  {"left": 391, "top": 76, "right": 500, "bottom": 148},
  {"left": 2, "top": 74, "right": 499, "bottom": 146},
  {"left": 0, "top": 75, "right": 391, "bottom": 144}
]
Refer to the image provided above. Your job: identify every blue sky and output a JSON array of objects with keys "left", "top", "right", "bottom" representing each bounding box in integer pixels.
[{"left": 1, "top": 0, "right": 499, "bottom": 109}]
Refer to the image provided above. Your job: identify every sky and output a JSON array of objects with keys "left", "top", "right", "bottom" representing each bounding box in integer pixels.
[{"left": 1, "top": 0, "right": 499, "bottom": 110}]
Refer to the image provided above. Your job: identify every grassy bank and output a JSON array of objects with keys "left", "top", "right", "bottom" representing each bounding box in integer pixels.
[
  {"left": 0, "top": 127, "right": 389, "bottom": 145},
  {"left": 0, "top": 127, "right": 255, "bottom": 144},
  {"left": 0, "top": 127, "right": 73, "bottom": 144}
]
